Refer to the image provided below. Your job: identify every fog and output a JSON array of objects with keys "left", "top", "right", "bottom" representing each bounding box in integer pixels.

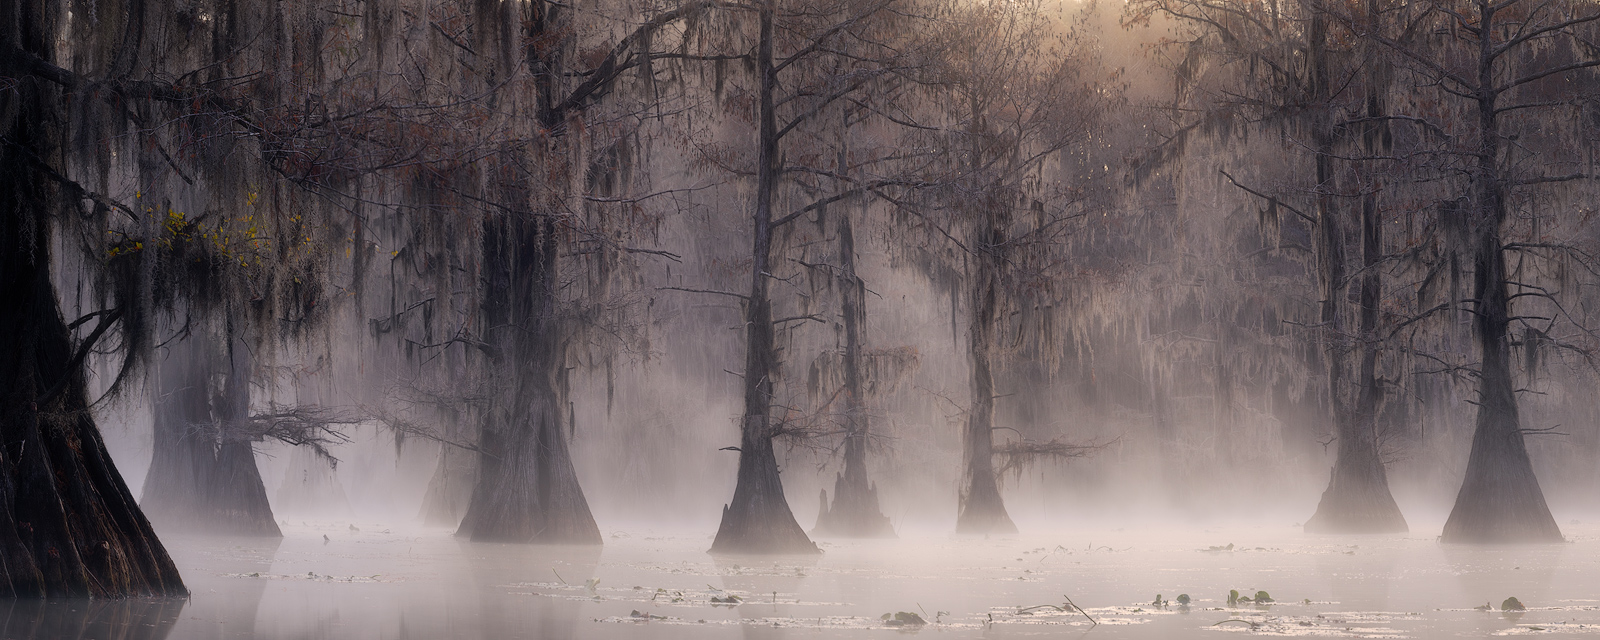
[{"left": 6, "top": 0, "right": 1600, "bottom": 635}]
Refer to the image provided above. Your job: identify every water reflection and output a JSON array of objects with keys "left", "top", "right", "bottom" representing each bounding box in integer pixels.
[
  {"left": 465, "top": 542, "right": 601, "bottom": 640},
  {"left": 121, "top": 525, "right": 1600, "bottom": 639},
  {"left": 1313, "top": 538, "right": 1398, "bottom": 610},
  {"left": 165, "top": 534, "right": 280, "bottom": 639},
  {"left": 712, "top": 554, "right": 818, "bottom": 640},
  {"left": 0, "top": 597, "right": 185, "bottom": 640}
]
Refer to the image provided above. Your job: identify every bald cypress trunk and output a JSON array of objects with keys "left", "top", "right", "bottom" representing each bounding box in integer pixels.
[
  {"left": 142, "top": 331, "right": 280, "bottom": 537},
  {"left": 1304, "top": 180, "right": 1406, "bottom": 533},
  {"left": 456, "top": 0, "right": 601, "bottom": 545},
  {"left": 1439, "top": 2, "right": 1561, "bottom": 543},
  {"left": 456, "top": 213, "right": 600, "bottom": 544},
  {"left": 956, "top": 219, "right": 1018, "bottom": 536},
  {"left": 813, "top": 215, "right": 895, "bottom": 538},
  {"left": 1305, "top": 9, "right": 1406, "bottom": 533},
  {"left": 0, "top": 1, "right": 185, "bottom": 595},
  {"left": 711, "top": 0, "right": 818, "bottom": 554}
]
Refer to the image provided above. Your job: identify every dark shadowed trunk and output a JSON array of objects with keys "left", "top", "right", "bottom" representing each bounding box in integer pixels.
[
  {"left": 0, "top": 1, "right": 186, "bottom": 595},
  {"left": 1305, "top": 170, "right": 1407, "bottom": 533},
  {"left": 142, "top": 329, "right": 280, "bottom": 537},
  {"left": 1439, "top": 5, "right": 1561, "bottom": 543},
  {"left": 455, "top": 0, "right": 601, "bottom": 545},
  {"left": 456, "top": 213, "right": 600, "bottom": 544},
  {"left": 1306, "top": 13, "right": 1406, "bottom": 532},
  {"left": 711, "top": 0, "right": 819, "bottom": 554},
  {"left": 956, "top": 218, "right": 1018, "bottom": 536},
  {"left": 813, "top": 215, "right": 895, "bottom": 538}
]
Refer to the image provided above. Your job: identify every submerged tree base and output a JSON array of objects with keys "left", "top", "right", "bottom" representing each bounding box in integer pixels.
[
  {"left": 1304, "top": 454, "right": 1408, "bottom": 534},
  {"left": 1304, "top": 487, "right": 1408, "bottom": 534},
  {"left": 709, "top": 439, "right": 819, "bottom": 555},
  {"left": 1441, "top": 504, "right": 1564, "bottom": 543},
  {"left": 1440, "top": 398, "right": 1563, "bottom": 544},
  {"left": 710, "top": 503, "right": 821, "bottom": 555},
  {"left": 1440, "top": 465, "right": 1563, "bottom": 543},
  {"left": 812, "top": 479, "right": 895, "bottom": 539},
  {"left": 956, "top": 497, "right": 1018, "bottom": 536}
]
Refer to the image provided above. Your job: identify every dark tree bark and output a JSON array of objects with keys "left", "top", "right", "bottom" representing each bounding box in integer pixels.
[
  {"left": 813, "top": 215, "right": 895, "bottom": 538},
  {"left": 710, "top": 0, "right": 820, "bottom": 554},
  {"left": 456, "top": 212, "right": 600, "bottom": 544},
  {"left": 451, "top": 0, "right": 715, "bottom": 544},
  {"left": 142, "top": 330, "right": 281, "bottom": 537},
  {"left": 955, "top": 214, "right": 1018, "bottom": 536},
  {"left": 1306, "top": 10, "right": 1406, "bottom": 533},
  {"left": 0, "top": 0, "right": 186, "bottom": 596},
  {"left": 1439, "top": 0, "right": 1562, "bottom": 543},
  {"left": 454, "top": 0, "right": 626, "bottom": 545}
]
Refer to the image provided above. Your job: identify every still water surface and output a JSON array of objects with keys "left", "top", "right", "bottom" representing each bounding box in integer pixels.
[{"left": 21, "top": 521, "right": 1600, "bottom": 638}]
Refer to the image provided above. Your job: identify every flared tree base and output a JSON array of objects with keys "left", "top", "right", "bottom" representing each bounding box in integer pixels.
[
  {"left": 709, "top": 431, "right": 818, "bottom": 555},
  {"left": 1305, "top": 459, "right": 1408, "bottom": 534},
  {"left": 710, "top": 503, "right": 821, "bottom": 555},
  {"left": 812, "top": 478, "right": 895, "bottom": 538},
  {"left": 456, "top": 403, "right": 601, "bottom": 546},
  {"left": 1441, "top": 477, "right": 1563, "bottom": 543},
  {"left": 956, "top": 501, "right": 1018, "bottom": 536},
  {"left": 1304, "top": 487, "right": 1408, "bottom": 534}
]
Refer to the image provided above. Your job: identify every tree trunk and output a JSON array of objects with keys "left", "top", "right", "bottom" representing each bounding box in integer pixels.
[
  {"left": 1305, "top": 182, "right": 1406, "bottom": 533},
  {"left": 456, "top": 215, "right": 600, "bottom": 544},
  {"left": 419, "top": 437, "right": 476, "bottom": 528},
  {"left": 1439, "top": 12, "right": 1561, "bottom": 543},
  {"left": 711, "top": 0, "right": 819, "bottom": 554},
  {"left": 1306, "top": 15, "right": 1406, "bottom": 533},
  {"left": 0, "top": 4, "right": 186, "bottom": 595},
  {"left": 454, "top": 0, "right": 603, "bottom": 545},
  {"left": 956, "top": 221, "right": 1018, "bottom": 536},
  {"left": 142, "top": 329, "right": 281, "bottom": 537},
  {"left": 813, "top": 215, "right": 895, "bottom": 538}
]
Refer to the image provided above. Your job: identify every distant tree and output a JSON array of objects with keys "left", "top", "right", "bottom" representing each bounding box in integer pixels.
[
  {"left": 653, "top": 0, "right": 940, "bottom": 554},
  {"left": 884, "top": 0, "right": 1112, "bottom": 534}
]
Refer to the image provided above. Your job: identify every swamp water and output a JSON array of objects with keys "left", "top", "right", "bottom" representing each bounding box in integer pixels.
[{"left": 22, "top": 521, "right": 1600, "bottom": 639}]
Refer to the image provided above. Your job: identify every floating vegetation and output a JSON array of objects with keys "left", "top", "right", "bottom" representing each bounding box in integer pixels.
[{"left": 1227, "top": 589, "right": 1274, "bottom": 606}]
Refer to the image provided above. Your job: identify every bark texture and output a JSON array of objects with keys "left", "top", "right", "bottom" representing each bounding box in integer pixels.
[
  {"left": 453, "top": 0, "right": 603, "bottom": 546},
  {"left": 710, "top": 0, "right": 819, "bottom": 554},
  {"left": 456, "top": 214, "right": 600, "bottom": 544},
  {"left": 1440, "top": 7, "right": 1561, "bottom": 543},
  {"left": 0, "top": 0, "right": 187, "bottom": 597}
]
